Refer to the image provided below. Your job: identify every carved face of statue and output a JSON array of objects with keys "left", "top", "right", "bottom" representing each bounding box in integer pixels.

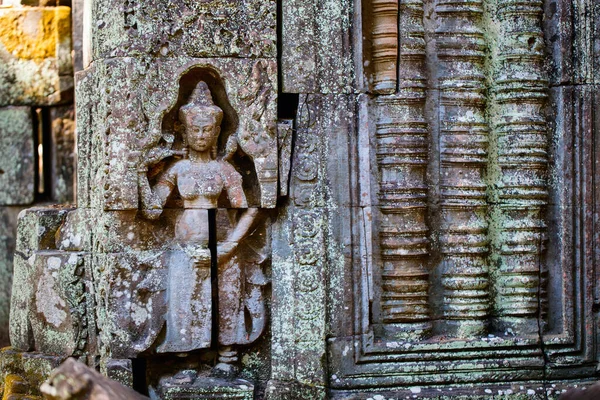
[{"left": 182, "top": 113, "right": 221, "bottom": 153}]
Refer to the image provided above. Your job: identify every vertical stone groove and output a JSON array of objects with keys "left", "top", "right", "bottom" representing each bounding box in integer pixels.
[
  {"left": 376, "top": 0, "right": 431, "bottom": 338},
  {"left": 434, "top": 0, "right": 490, "bottom": 337},
  {"left": 371, "top": 0, "right": 399, "bottom": 93},
  {"left": 489, "top": 0, "right": 548, "bottom": 335}
]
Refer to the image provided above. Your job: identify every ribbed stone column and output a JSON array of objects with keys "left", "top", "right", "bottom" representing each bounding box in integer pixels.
[
  {"left": 489, "top": 0, "right": 548, "bottom": 335},
  {"left": 433, "top": 0, "right": 490, "bottom": 337}
]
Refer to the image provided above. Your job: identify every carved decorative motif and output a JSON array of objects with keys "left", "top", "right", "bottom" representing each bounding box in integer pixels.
[
  {"left": 434, "top": 0, "right": 490, "bottom": 337},
  {"left": 236, "top": 61, "right": 278, "bottom": 208},
  {"left": 371, "top": 0, "right": 398, "bottom": 93},
  {"left": 489, "top": 0, "right": 548, "bottom": 335},
  {"left": 375, "top": 0, "right": 430, "bottom": 337},
  {"left": 290, "top": 106, "right": 327, "bottom": 385}
]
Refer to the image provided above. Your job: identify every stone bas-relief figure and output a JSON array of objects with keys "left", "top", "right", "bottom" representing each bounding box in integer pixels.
[{"left": 138, "top": 80, "right": 266, "bottom": 383}]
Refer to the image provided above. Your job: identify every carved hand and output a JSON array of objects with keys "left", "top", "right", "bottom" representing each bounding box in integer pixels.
[
  {"left": 217, "top": 241, "right": 238, "bottom": 265},
  {"left": 141, "top": 147, "right": 186, "bottom": 169},
  {"left": 217, "top": 208, "right": 260, "bottom": 265}
]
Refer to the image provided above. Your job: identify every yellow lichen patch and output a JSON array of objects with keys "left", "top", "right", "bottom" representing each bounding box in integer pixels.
[
  {"left": 0, "top": 7, "right": 71, "bottom": 61},
  {"left": 1, "top": 374, "right": 39, "bottom": 400}
]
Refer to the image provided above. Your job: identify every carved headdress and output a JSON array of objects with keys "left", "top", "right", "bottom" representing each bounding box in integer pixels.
[{"left": 178, "top": 81, "right": 224, "bottom": 126}]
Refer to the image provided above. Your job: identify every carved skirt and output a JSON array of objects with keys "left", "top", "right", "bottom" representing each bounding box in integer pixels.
[{"left": 156, "top": 248, "right": 212, "bottom": 353}]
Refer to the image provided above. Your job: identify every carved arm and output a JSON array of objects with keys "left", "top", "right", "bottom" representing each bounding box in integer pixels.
[{"left": 217, "top": 208, "right": 260, "bottom": 265}]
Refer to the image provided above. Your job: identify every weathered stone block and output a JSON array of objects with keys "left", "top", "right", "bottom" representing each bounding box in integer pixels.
[
  {"left": 10, "top": 251, "right": 89, "bottom": 356},
  {"left": 0, "top": 206, "right": 23, "bottom": 348},
  {"left": 15, "top": 206, "right": 71, "bottom": 257},
  {"left": 0, "top": 107, "right": 34, "bottom": 205},
  {"left": 0, "top": 348, "right": 64, "bottom": 398},
  {"left": 156, "top": 375, "right": 254, "bottom": 400},
  {"left": 41, "top": 358, "right": 148, "bottom": 399},
  {"left": 90, "top": 0, "right": 276, "bottom": 61},
  {"left": 282, "top": 0, "right": 356, "bottom": 93},
  {"left": 94, "top": 251, "right": 167, "bottom": 359},
  {"left": 0, "top": 6, "right": 73, "bottom": 106},
  {"left": 71, "top": 0, "right": 84, "bottom": 72},
  {"left": 102, "top": 358, "right": 134, "bottom": 388}
]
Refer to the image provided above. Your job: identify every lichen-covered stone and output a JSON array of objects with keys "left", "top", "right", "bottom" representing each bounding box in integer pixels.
[
  {"left": 9, "top": 206, "right": 97, "bottom": 359},
  {"left": 157, "top": 375, "right": 254, "bottom": 400},
  {"left": 0, "top": 107, "right": 34, "bottom": 205},
  {"left": 0, "top": 6, "right": 73, "bottom": 106},
  {"left": 89, "top": 0, "right": 276, "bottom": 61},
  {"left": 15, "top": 206, "right": 71, "bottom": 258},
  {"left": 10, "top": 246, "right": 91, "bottom": 357}
]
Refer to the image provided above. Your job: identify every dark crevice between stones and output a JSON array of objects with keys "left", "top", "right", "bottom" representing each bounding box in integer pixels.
[
  {"left": 132, "top": 357, "right": 149, "bottom": 396},
  {"left": 32, "top": 107, "right": 53, "bottom": 203},
  {"left": 209, "top": 209, "right": 219, "bottom": 352}
]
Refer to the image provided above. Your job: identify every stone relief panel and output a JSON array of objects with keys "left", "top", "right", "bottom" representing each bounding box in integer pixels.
[
  {"left": 357, "top": 0, "right": 550, "bottom": 344},
  {"left": 75, "top": 58, "right": 277, "bottom": 211}
]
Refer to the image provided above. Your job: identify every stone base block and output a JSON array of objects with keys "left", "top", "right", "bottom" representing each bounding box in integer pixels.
[
  {"left": 102, "top": 358, "right": 133, "bottom": 388},
  {"left": 265, "top": 380, "right": 326, "bottom": 400},
  {"left": 156, "top": 376, "right": 254, "bottom": 400}
]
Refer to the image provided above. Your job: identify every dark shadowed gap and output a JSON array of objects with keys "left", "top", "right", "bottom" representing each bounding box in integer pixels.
[
  {"left": 41, "top": 108, "right": 52, "bottom": 198},
  {"left": 132, "top": 357, "right": 149, "bottom": 396},
  {"left": 209, "top": 209, "right": 218, "bottom": 352},
  {"left": 277, "top": 93, "right": 299, "bottom": 120},
  {"left": 32, "top": 107, "right": 52, "bottom": 202}
]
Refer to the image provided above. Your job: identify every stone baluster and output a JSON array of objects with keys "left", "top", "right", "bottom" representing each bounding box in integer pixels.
[
  {"left": 489, "top": 0, "right": 548, "bottom": 335},
  {"left": 434, "top": 0, "right": 490, "bottom": 337},
  {"left": 371, "top": 0, "right": 398, "bottom": 94}
]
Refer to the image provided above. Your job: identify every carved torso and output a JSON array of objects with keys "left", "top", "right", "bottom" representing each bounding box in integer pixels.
[
  {"left": 159, "top": 159, "right": 244, "bottom": 209},
  {"left": 156, "top": 158, "right": 246, "bottom": 244}
]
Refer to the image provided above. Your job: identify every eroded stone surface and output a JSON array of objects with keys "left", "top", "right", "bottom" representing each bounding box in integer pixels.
[
  {"left": 40, "top": 358, "right": 149, "bottom": 400},
  {"left": 4, "top": 0, "right": 600, "bottom": 398},
  {"left": 281, "top": 0, "right": 355, "bottom": 93},
  {"left": 0, "top": 348, "right": 64, "bottom": 399},
  {"left": 0, "top": 206, "right": 23, "bottom": 347}
]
